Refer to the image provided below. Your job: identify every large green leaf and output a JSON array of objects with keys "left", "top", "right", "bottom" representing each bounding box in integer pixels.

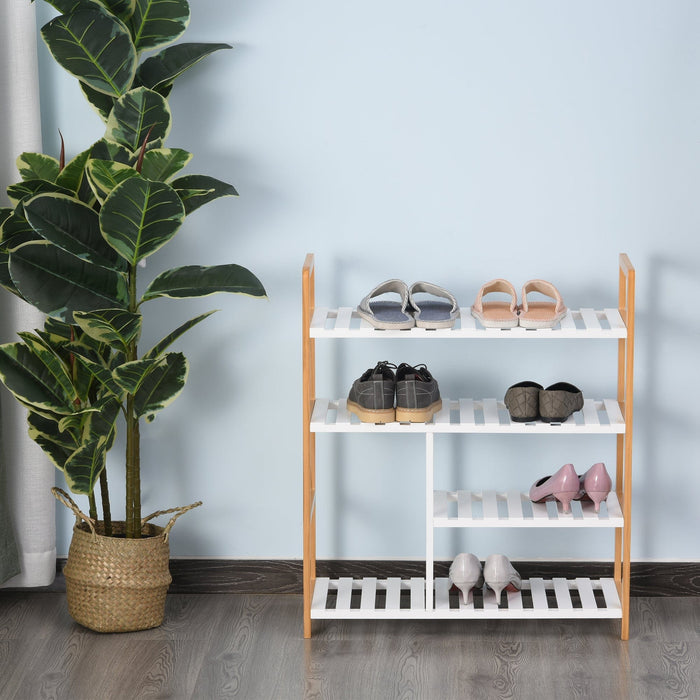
[
  {"left": 0, "top": 208, "right": 43, "bottom": 250},
  {"left": 73, "top": 308, "right": 142, "bottom": 349},
  {"left": 142, "top": 264, "right": 266, "bottom": 301},
  {"left": 100, "top": 177, "right": 185, "bottom": 264},
  {"left": 133, "top": 351, "right": 188, "bottom": 420},
  {"left": 64, "top": 439, "right": 108, "bottom": 494},
  {"left": 16, "top": 153, "right": 60, "bottom": 183},
  {"left": 86, "top": 159, "right": 139, "bottom": 204},
  {"left": 139, "top": 148, "right": 191, "bottom": 182},
  {"left": 113, "top": 357, "right": 161, "bottom": 394},
  {"left": 135, "top": 42, "right": 230, "bottom": 91},
  {"left": 105, "top": 87, "right": 171, "bottom": 152},
  {"left": 0, "top": 342, "right": 76, "bottom": 414},
  {"left": 23, "top": 193, "right": 127, "bottom": 271},
  {"left": 16, "top": 332, "right": 77, "bottom": 404},
  {"left": 171, "top": 174, "right": 237, "bottom": 215},
  {"left": 95, "top": 0, "right": 136, "bottom": 20},
  {"left": 41, "top": 8, "right": 137, "bottom": 97},
  {"left": 144, "top": 310, "right": 215, "bottom": 359},
  {"left": 56, "top": 147, "right": 91, "bottom": 196},
  {"left": 0, "top": 208, "right": 11, "bottom": 227},
  {"left": 90, "top": 138, "right": 134, "bottom": 166},
  {"left": 129, "top": 0, "right": 190, "bottom": 53},
  {"left": 73, "top": 353, "right": 125, "bottom": 400},
  {"left": 27, "top": 410, "right": 80, "bottom": 470},
  {"left": 7, "top": 179, "right": 74, "bottom": 207},
  {"left": 80, "top": 81, "right": 116, "bottom": 122},
  {"left": 9, "top": 241, "right": 129, "bottom": 321}
]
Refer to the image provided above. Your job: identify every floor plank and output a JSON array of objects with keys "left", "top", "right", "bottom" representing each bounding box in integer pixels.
[{"left": 0, "top": 593, "right": 698, "bottom": 699}]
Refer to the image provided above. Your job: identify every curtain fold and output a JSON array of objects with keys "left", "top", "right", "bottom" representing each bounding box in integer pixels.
[{"left": 0, "top": 0, "right": 56, "bottom": 588}]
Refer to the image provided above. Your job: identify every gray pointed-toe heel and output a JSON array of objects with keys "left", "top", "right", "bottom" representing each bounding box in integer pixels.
[
  {"left": 448, "top": 553, "right": 484, "bottom": 602},
  {"left": 483, "top": 554, "right": 522, "bottom": 605}
]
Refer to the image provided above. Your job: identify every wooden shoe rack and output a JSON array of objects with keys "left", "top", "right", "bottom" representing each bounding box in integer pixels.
[{"left": 302, "top": 254, "right": 635, "bottom": 639}]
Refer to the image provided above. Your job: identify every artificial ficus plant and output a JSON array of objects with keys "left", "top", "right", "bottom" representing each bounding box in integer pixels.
[{"left": 0, "top": 0, "right": 266, "bottom": 538}]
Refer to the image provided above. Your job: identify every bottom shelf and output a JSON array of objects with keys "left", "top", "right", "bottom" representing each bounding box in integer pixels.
[{"left": 311, "top": 576, "right": 622, "bottom": 620}]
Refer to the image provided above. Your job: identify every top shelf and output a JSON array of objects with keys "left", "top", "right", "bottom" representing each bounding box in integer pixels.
[{"left": 310, "top": 307, "right": 627, "bottom": 339}]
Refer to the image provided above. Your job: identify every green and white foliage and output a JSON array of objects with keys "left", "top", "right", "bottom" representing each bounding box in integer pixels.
[{"left": 1, "top": 0, "right": 266, "bottom": 528}]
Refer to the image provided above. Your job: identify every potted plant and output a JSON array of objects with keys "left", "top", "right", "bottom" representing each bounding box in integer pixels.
[{"left": 0, "top": 0, "right": 265, "bottom": 632}]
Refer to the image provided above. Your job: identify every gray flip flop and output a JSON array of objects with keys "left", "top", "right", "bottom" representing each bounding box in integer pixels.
[
  {"left": 408, "top": 281, "right": 460, "bottom": 329},
  {"left": 357, "top": 279, "right": 414, "bottom": 329}
]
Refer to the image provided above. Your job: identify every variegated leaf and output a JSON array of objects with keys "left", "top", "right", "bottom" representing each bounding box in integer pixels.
[
  {"left": 73, "top": 308, "right": 142, "bottom": 349},
  {"left": 73, "top": 353, "right": 125, "bottom": 400},
  {"left": 112, "top": 357, "right": 162, "bottom": 394},
  {"left": 139, "top": 148, "right": 192, "bottom": 182},
  {"left": 171, "top": 174, "right": 237, "bottom": 215},
  {"left": 9, "top": 241, "right": 129, "bottom": 321},
  {"left": 144, "top": 310, "right": 215, "bottom": 359},
  {"left": 105, "top": 87, "right": 171, "bottom": 152},
  {"left": 56, "top": 147, "right": 91, "bottom": 196},
  {"left": 41, "top": 8, "right": 137, "bottom": 97},
  {"left": 80, "top": 81, "right": 116, "bottom": 122},
  {"left": 63, "top": 439, "right": 108, "bottom": 494},
  {"left": 16, "top": 153, "right": 60, "bottom": 183},
  {"left": 100, "top": 177, "right": 185, "bottom": 264},
  {"left": 133, "top": 351, "right": 188, "bottom": 420},
  {"left": 129, "top": 0, "right": 190, "bottom": 53},
  {"left": 23, "top": 193, "right": 127, "bottom": 271},
  {"left": 142, "top": 264, "right": 266, "bottom": 301},
  {"left": 16, "top": 332, "right": 77, "bottom": 403},
  {"left": 135, "top": 42, "right": 230, "bottom": 91},
  {"left": 85, "top": 159, "right": 139, "bottom": 204},
  {"left": 6, "top": 179, "right": 74, "bottom": 207},
  {"left": 0, "top": 342, "right": 76, "bottom": 414}
]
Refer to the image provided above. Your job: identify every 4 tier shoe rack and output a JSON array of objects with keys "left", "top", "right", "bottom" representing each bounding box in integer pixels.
[{"left": 302, "top": 254, "right": 634, "bottom": 640}]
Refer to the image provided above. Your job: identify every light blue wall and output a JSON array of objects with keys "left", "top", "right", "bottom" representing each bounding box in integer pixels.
[{"left": 34, "top": 1, "right": 699, "bottom": 561}]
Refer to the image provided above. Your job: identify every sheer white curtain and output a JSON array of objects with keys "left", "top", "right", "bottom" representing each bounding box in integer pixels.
[{"left": 0, "top": 0, "right": 56, "bottom": 587}]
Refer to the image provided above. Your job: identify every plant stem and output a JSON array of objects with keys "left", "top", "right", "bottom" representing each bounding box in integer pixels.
[
  {"left": 125, "top": 262, "right": 141, "bottom": 538},
  {"left": 99, "top": 468, "right": 112, "bottom": 537},
  {"left": 88, "top": 491, "right": 97, "bottom": 522}
]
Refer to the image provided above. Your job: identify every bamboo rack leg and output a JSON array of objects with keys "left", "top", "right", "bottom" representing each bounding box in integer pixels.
[
  {"left": 302, "top": 254, "right": 316, "bottom": 638},
  {"left": 616, "top": 254, "right": 635, "bottom": 641}
]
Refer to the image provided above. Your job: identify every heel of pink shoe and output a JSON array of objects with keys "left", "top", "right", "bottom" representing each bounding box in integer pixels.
[
  {"left": 554, "top": 490, "right": 579, "bottom": 513},
  {"left": 586, "top": 491, "right": 610, "bottom": 512}
]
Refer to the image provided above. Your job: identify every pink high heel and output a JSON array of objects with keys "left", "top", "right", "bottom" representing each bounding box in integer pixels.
[
  {"left": 529, "top": 463, "right": 581, "bottom": 513},
  {"left": 579, "top": 462, "right": 612, "bottom": 512}
]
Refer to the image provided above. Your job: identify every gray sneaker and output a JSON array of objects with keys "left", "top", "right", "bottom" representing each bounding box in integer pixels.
[
  {"left": 347, "top": 361, "right": 397, "bottom": 423},
  {"left": 395, "top": 363, "right": 442, "bottom": 423}
]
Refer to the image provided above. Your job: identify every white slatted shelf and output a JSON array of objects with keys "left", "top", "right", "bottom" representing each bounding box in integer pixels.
[
  {"left": 310, "top": 577, "right": 622, "bottom": 620},
  {"left": 309, "top": 308, "right": 627, "bottom": 339},
  {"left": 433, "top": 490, "right": 623, "bottom": 528},
  {"left": 311, "top": 398, "right": 625, "bottom": 434}
]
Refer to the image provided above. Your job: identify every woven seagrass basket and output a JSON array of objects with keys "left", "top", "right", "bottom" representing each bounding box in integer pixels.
[{"left": 53, "top": 488, "right": 201, "bottom": 633}]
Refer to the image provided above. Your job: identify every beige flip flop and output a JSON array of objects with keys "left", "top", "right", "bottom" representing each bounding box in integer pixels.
[
  {"left": 470, "top": 279, "right": 519, "bottom": 328},
  {"left": 518, "top": 279, "right": 567, "bottom": 329}
]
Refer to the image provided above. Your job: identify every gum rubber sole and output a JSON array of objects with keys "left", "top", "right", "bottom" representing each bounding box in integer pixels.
[
  {"left": 395, "top": 400, "right": 442, "bottom": 424},
  {"left": 347, "top": 401, "right": 395, "bottom": 424}
]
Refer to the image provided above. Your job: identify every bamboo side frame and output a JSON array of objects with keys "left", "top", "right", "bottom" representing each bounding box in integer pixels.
[
  {"left": 302, "top": 254, "right": 316, "bottom": 638},
  {"left": 615, "top": 253, "right": 635, "bottom": 640}
]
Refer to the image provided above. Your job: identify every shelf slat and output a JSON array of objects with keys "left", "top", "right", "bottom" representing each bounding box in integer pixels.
[
  {"left": 433, "top": 490, "right": 623, "bottom": 528},
  {"left": 311, "top": 398, "right": 625, "bottom": 433},
  {"left": 311, "top": 577, "right": 623, "bottom": 620},
  {"left": 309, "top": 308, "right": 627, "bottom": 339}
]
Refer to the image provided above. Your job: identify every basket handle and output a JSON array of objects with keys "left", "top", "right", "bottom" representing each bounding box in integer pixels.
[
  {"left": 52, "top": 487, "right": 96, "bottom": 536},
  {"left": 141, "top": 500, "right": 203, "bottom": 542}
]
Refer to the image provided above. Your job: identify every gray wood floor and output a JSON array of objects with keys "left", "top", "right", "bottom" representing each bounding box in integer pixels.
[{"left": 0, "top": 593, "right": 698, "bottom": 700}]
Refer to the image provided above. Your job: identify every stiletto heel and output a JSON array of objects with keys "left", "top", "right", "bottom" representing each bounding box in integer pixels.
[
  {"left": 579, "top": 462, "right": 612, "bottom": 512},
  {"left": 449, "top": 553, "right": 483, "bottom": 603},
  {"left": 483, "top": 554, "right": 522, "bottom": 607},
  {"left": 529, "top": 463, "right": 582, "bottom": 512}
]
